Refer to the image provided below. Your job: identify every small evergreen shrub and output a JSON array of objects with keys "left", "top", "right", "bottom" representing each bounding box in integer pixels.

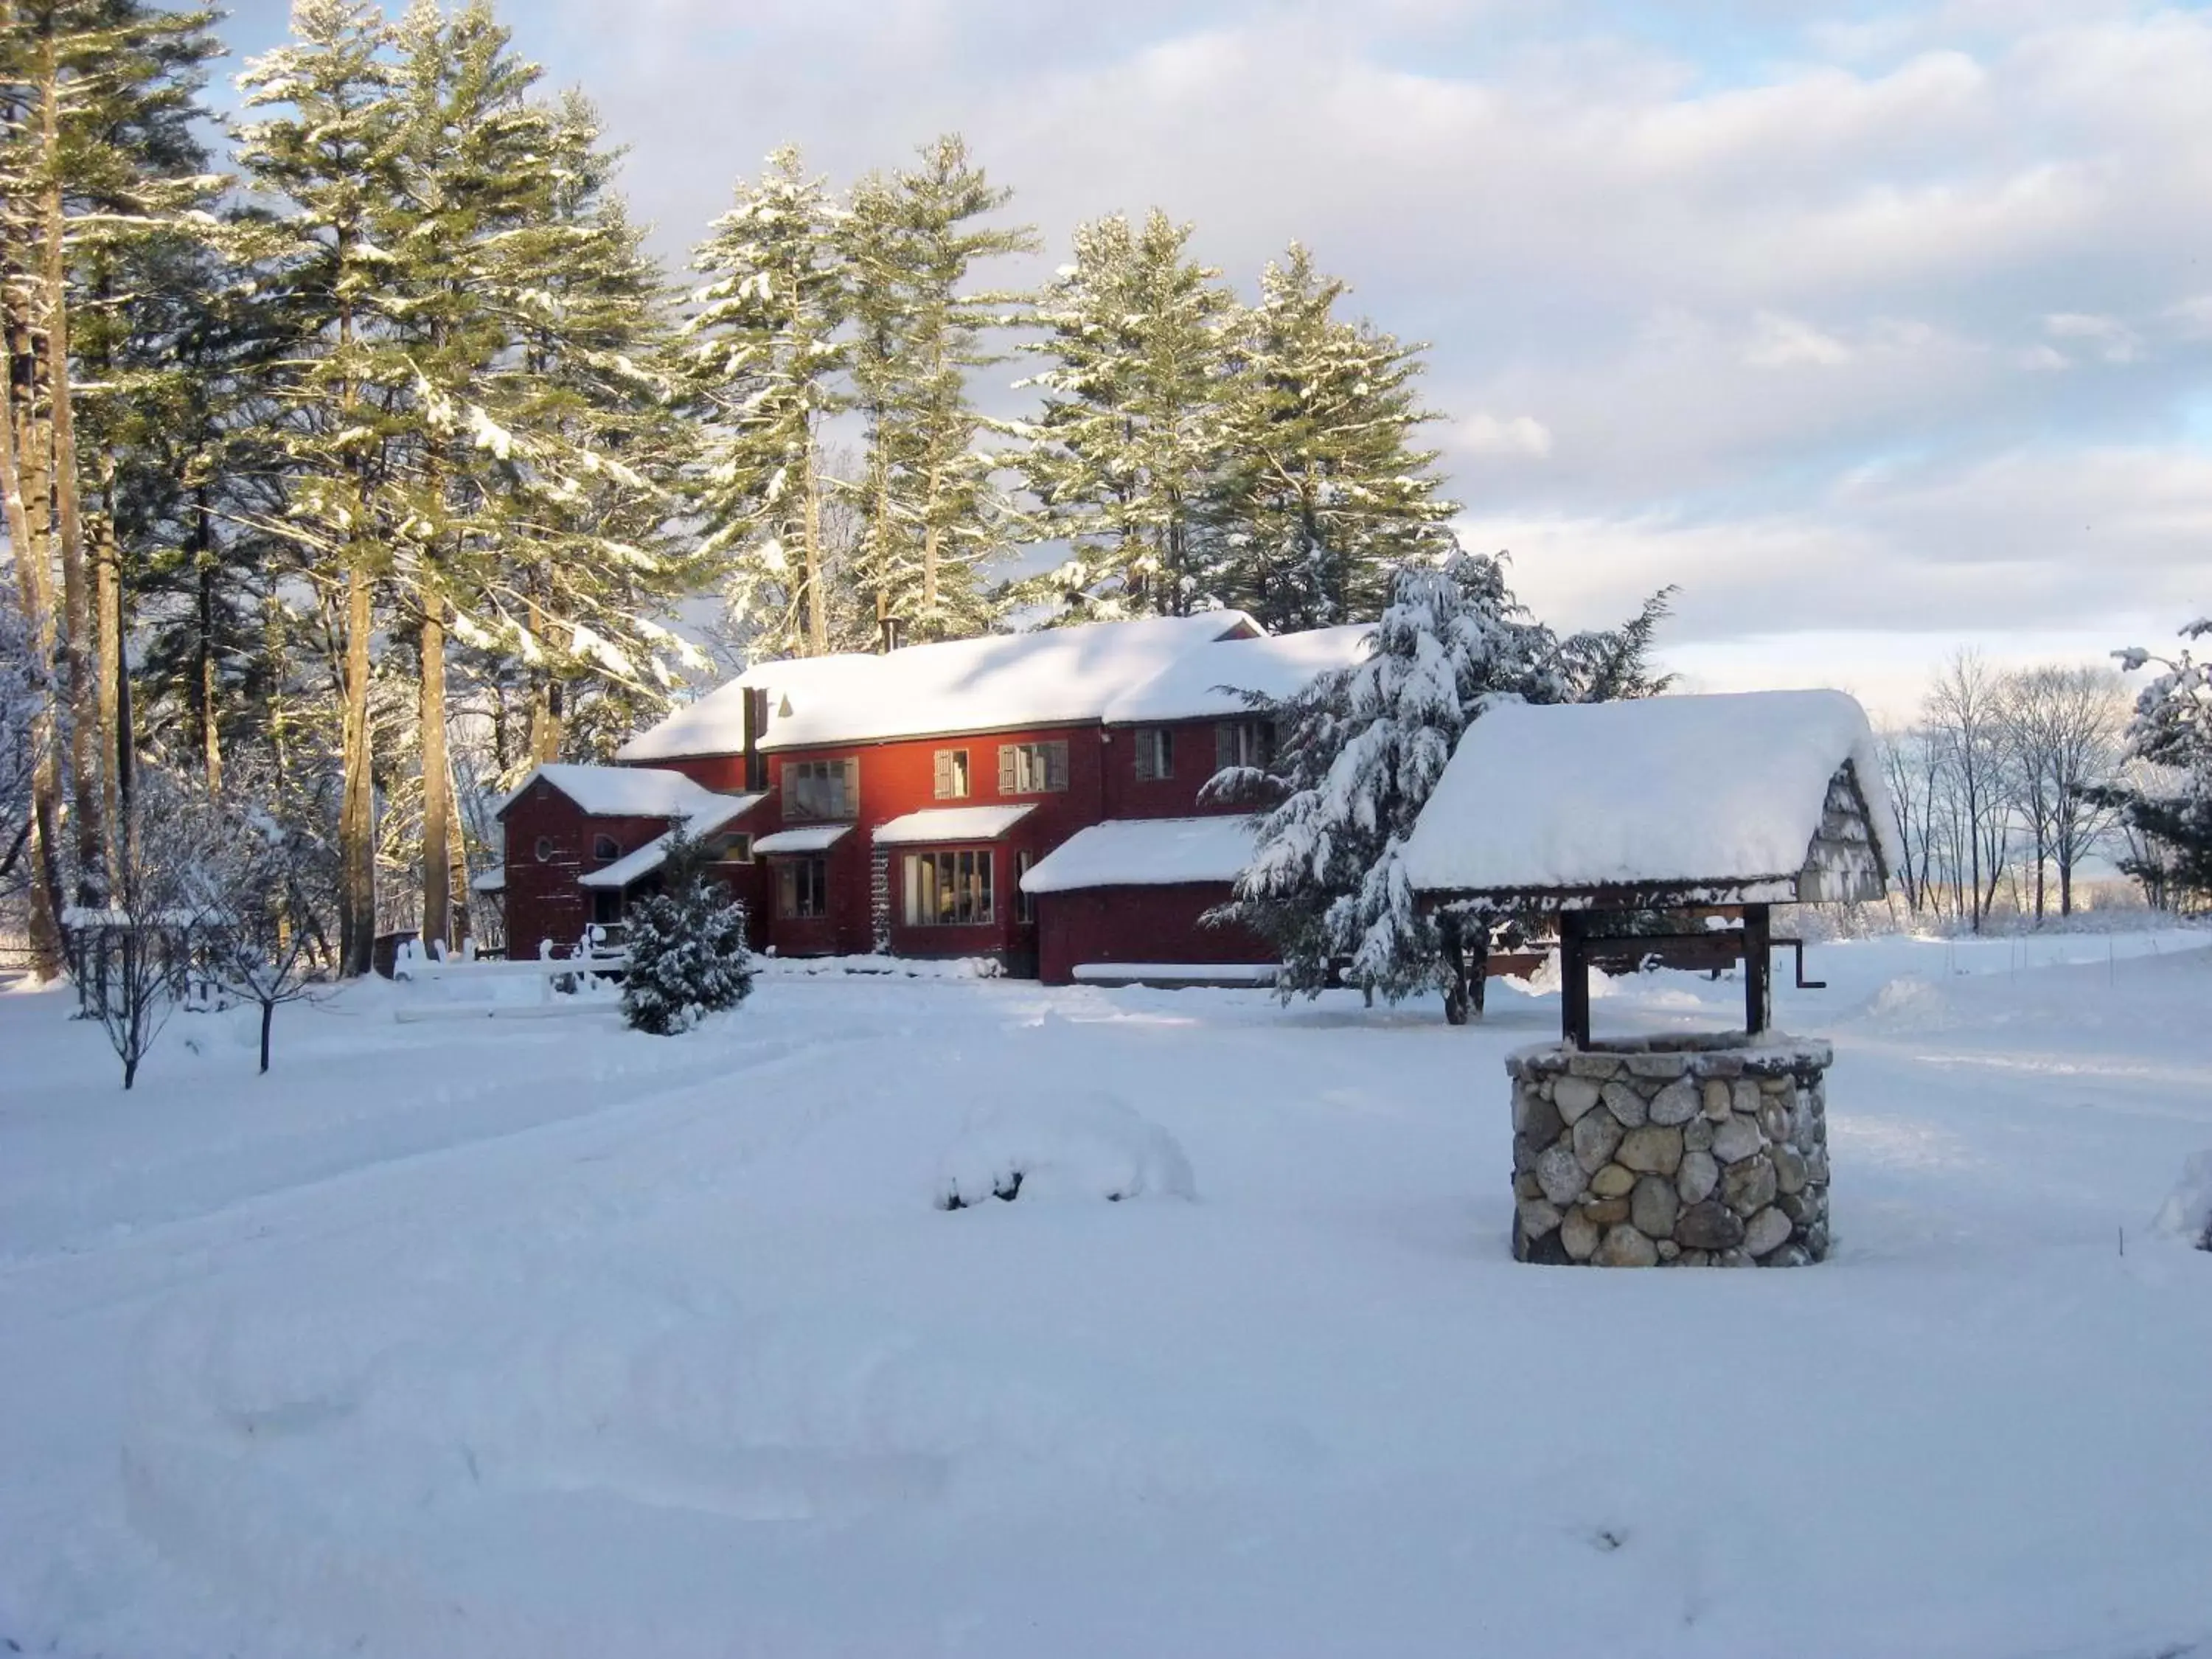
[{"left": 620, "top": 827, "right": 754, "bottom": 1034}]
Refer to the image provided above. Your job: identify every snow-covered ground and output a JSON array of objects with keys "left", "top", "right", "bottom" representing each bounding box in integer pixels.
[{"left": 2, "top": 928, "right": 2210, "bottom": 1658}]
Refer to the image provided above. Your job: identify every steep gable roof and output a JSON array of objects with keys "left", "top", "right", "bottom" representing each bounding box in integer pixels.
[
  {"left": 495, "top": 762, "right": 740, "bottom": 822},
  {"left": 1401, "top": 690, "right": 1898, "bottom": 904}
]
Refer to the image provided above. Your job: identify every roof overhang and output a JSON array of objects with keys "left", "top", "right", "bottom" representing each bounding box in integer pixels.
[
  {"left": 753, "top": 824, "right": 854, "bottom": 855},
  {"left": 872, "top": 804, "right": 1036, "bottom": 846}
]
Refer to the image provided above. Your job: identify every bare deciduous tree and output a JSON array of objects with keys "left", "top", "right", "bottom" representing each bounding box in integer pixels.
[{"left": 1997, "top": 665, "right": 2126, "bottom": 918}]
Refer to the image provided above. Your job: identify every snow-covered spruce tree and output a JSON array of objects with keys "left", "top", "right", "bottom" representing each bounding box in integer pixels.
[
  {"left": 684, "top": 146, "right": 854, "bottom": 660},
  {"left": 1015, "top": 209, "right": 1236, "bottom": 619},
  {"left": 1215, "top": 244, "right": 1459, "bottom": 631},
  {"left": 620, "top": 824, "right": 753, "bottom": 1035},
  {"left": 844, "top": 133, "right": 1034, "bottom": 644},
  {"left": 2090, "top": 619, "right": 2212, "bottom": 906},
  {"left": 1215, "top": 552, "right": 1672, "bottom": 1023}
]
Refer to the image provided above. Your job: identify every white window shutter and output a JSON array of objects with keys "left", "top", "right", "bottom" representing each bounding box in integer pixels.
[
  {"left": 998, "top": 744, "right": 1018, "bottom": 793},
  {"left": 933, "top": 751, "right": 950, "bottom": 799}
]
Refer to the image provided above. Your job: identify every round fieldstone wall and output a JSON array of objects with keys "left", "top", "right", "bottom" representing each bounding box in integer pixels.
[{"left": 1506, "top": 1035, "right": 1832, "bottom": 1267}]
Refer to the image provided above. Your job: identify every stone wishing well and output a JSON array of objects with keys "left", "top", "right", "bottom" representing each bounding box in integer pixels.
[{"left": 1399, "top": 690, "right": 1897, "bottom": 1268}]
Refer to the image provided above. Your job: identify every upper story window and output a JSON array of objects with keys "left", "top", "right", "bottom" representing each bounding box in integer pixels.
[
  {"left": 709, "top": 832, "right": 753, "bottom": 864},
  {"left": 784, "top": 757, "right": 858, "bottom": 821},
  {"left": 1216, "top": 720, "right": 1276, "bottom": 773},
  {"left": 999, "top": 739, "right": 1068, "bottom": 795},
  {"left": 1133, "top": 728, "right": 1174, "bottom": 782},
  {"left": 592, "top": 834, "right": 620, "bottom": 863},
  {"left": 534, "top": 835, "right": 555, "bottom": 863},
  {"left": 933, "top": 748, "right": 971, "bottom": 800}
]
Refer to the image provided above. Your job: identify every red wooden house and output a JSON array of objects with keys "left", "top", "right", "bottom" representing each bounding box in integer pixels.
[{"left": 492, "top": 614, "right": 1373, "bottom": 982}]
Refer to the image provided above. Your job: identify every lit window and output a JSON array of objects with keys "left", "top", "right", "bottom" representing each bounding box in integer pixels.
[
  {"left": 903, "top": 849, "right": 994, "bottom": 927},
  {"left": 710, "top": 832, "right": 753, "bottom": 864},
  {"left": 933, "top": 748, "right": 971, "bottom": 800}
]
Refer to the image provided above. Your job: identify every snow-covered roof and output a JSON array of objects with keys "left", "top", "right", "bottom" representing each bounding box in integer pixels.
[
  {"left": 496, "top": 762, "right": 734, "bottom": 822},
  {"left": 1102, "top": 625, "right": 1374, "bottom": 725},
  {"left": 1020, "top": 815, "right": 1260, "bottom": 894},
  {"left": 577, "top": 793, "right": 766, "bottom": 890},
  {"left": 873, "top": 805, "right": 1036, "bottom": 846},
  {"left": 753, "top": 824, "right": 853, "bottom": 855},
  {"left": 1402, "top": 690, "right": 1899, "bottom": 903},
  {"left": 469, "top": 866, "right": 506, "bottom": 894},
  {"left": 617, "top": 613, "right": 1260, "bottom": 760}
]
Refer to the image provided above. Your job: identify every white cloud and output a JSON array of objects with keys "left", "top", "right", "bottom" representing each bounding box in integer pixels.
[
  {"left": 2044, "top": 312, "right": 2144, "bottom": 364},
  {"left": 1744, "top": 313, "right": 1853, "bottom": 368},
  {"left": 1455, "top": 413, "right": 1554, "bottom": 459}
]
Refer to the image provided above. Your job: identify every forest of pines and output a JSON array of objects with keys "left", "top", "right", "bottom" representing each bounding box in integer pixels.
[{"left": 0, "top": 0, "right": 1514, "bottom": 984}]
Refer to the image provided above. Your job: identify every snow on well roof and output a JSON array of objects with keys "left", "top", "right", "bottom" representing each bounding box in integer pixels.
[
  {"left": 497, "top": 762, "right": 734, "bottom": 821},
  {"left": 577, "top": 793, "right": 766, "bottom": 890},
  {"left": 752, "top": 824, "right": 854, "bottom": 855},
  {"left": 1400, "top": 690, "right": 1899, "bottom": 902},
  {"left": 873, "top": 805, "right": 1036, "bottom": 846},
  {"left": 1020, "top": 816, "right": 1260, "bottom": 894},
  {"left": 616, "top": 613, "right": 1259, "bottom": 760},
  {"left": 1102, "top": 624, "right": 1374, "bottom": 725}
]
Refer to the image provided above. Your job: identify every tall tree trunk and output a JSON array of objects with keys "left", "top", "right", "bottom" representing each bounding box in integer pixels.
[
  {"left": 525, "top": 590, "right": 562, "bottom": 762},
  {"left": 418, "top": 581, "right": 451, "bottom": 954},
  {"left": 922, "top": 460, "right": 942, "bottom": 622},
  {"left": 0, "top": 308, "right": 64, "bottom": 980},
  {"left": 41, "top": 44, "right": 106, "bottom": 908},
  {"left": 802, "top": 437, "right": 827, "bottom": 656},
  {"left": 94, "top": 446, "right": 122, "bottom": 869},
  {"left": 195, "top": 487, "right": 222, "bottom": 789},
  {"left": 338, "top": 562, "right": 376, "bottom": 975}
]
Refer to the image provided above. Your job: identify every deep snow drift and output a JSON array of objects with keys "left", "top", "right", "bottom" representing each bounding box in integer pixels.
[{"left": 1, "top": 928, "right": 2209, "bottom": 1658}]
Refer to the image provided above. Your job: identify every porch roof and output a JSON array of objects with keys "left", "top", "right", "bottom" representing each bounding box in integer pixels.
[
  {"left": 752, "top": 823, "right": 854, "bottom": 855},
  {"left": 577, "top": 793, "right": 767, "bottom": 890},
  {"left": 872, "top": 804, "right": 1036, "bottom": 846}
]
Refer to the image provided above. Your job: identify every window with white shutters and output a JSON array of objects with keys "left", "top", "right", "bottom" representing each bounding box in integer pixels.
[
  {"left": 933, "top": 748, "right": 971, "bottom": 800},
  {"left": 785, "top": 757, "right": 859, "bottom": 819},
  {"left": 1134, "top": 728, "right": 1173, "bottom": 782},
  {"left": 998, "top": 740, "right": 1068, "bottom": 795}
]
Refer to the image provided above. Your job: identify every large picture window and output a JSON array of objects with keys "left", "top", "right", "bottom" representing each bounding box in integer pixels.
[
  {"left": 998, "top": 740, "right": 1068, "bottom": 795},
  {"left": 776, "top": 855, "right": 829, "bottom": 919},
  {"left": 933, "top": 748, "right": 971, "bottom": 800},
  {"left": 903, "top": 849, "right": 993, "bottom": 927},
  {"left": 785, "top": 757, "right": 858, "bottom": 820}
]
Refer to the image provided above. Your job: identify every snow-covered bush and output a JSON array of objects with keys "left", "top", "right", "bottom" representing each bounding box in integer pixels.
[
  {"left": 936, "top": 1091, "right": 1195, "bottom": 1209},
  {"left": 619, "top": 826, "right": 754, "bottom": 1034},
  {"left": 2155, "top": 1151, "right": 2212, "bottom": 1252}
]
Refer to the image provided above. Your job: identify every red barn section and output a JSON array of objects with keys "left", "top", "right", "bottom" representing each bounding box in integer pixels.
[{"left": 493, "top": 618, "right": 1380, "bottom": 981}]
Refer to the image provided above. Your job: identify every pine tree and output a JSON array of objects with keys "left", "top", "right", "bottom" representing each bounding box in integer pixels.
[
  {"left": 619, "top": 824, "right": 754, "bottom": 1034},
  {"left": 844, "top": 134, "right": 1034, "bottom": 644},
  {"left": 2094, "top": 619, "right": 2212, "bottom": 905},
  {"left": 1217, "top": 553, "right": 1673, "bottom": 1020},
  {"left": 1217, "top": 245, "right": 1458, "bottom": 630},
  {"left": 234, "top": 0, "right": 410, "bottom": 975},
  {"left": 470, "top": 88, "right": 703, "bottom": 771},
  {"left": 684, "top": 145, "right": 852, "bottom": 659},
  {"left": 1017, "top": 209, "right": 1234, "bottom": 619}
]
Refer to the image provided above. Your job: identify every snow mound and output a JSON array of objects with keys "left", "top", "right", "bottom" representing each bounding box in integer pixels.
[
  {"left": 936, "top": 1091, "right": 1196, "bottom": 1208},
  {"left": 1856, "top": 975, "right": 1955, "bottom": 1032},
  {"left": 2154, "top": 1151, "right": 2212, "bottom": 1250}
]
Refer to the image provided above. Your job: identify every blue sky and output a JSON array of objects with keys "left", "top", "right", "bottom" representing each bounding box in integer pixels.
[{"left": 218, "top": 0, "right": 2212, "bottom": 717}]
